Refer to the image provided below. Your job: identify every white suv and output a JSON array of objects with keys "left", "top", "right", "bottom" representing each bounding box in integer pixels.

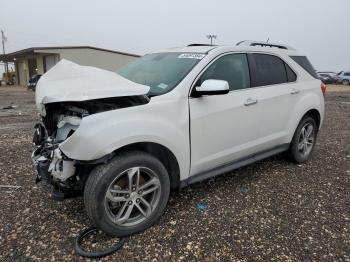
[{"left": 32, "top": 41, "right": 325, "bottom": 236}]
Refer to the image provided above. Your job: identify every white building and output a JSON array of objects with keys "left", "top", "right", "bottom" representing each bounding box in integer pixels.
[{"left": 0, "top": 46, "right": 139, "bottom": 86}]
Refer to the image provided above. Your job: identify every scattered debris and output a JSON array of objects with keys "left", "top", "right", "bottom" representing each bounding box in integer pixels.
[
  {"left": 214, "top": 195, "right": 222, "bottom": 201},
  {"left": 239, "top": 185, "right": 249, "bottom": 193},
  {"left": 196, "top": 203, "right": 208, "bottom": 211},
  {"left": 2, "top": 105, "right": 17, "bottom": 110},
  {"left": 0, "top": 185, "right": 21, "bottom": 193}
]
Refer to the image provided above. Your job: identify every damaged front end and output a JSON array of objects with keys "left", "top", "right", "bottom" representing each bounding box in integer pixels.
[
  {"left": 31, "top": 96, "right": 149, "bottom": 200},
  {"left": 31, "top": 115, "right": 82, "bottom": 200},
  {"left": 31, "top": 59, "right": 150, "bottom": 200}
]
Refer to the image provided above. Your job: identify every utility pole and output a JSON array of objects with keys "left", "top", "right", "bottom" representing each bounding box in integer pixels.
[
  {"left": 206, "top": 34, "right": 217, "bottom": 46},
  {"left": 1, "top": 30, "right": 8, "bottom": 73}
]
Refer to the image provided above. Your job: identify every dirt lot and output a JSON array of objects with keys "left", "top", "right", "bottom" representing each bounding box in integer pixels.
[{"left": 0, "top": 85, "right": 349, "bottom": 261}]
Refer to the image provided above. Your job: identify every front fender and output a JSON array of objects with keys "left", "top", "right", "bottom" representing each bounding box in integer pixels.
[{"left": 59, "top": 98, "right": 190, "bottom": 180}]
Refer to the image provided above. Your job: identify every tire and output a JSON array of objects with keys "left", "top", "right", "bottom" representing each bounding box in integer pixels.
[
  {"left": 342, "top": 79, "right": 349, "bottom": 85},
  {"left": 289, "top": 116, "right": 318, "bottom": 163},
  {"left": 84, "top": 151, "right": 170, "bottom": 237}
]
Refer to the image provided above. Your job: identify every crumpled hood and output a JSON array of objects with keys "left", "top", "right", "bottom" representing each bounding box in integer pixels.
[{"left": 35, "top": 59, "right": 149, "bottom": 113}]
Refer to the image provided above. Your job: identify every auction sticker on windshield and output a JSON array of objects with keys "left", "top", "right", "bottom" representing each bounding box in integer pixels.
[{"left": 178, "top": 53, "right": 206, "bottom": 59}]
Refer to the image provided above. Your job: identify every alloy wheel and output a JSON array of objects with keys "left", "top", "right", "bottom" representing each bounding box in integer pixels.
[
  {"left": 104, "top": 167, "right": 161, "bottom": 227},
  {"left": 297, "top": 123, "right": 315, "bottom": 157}
]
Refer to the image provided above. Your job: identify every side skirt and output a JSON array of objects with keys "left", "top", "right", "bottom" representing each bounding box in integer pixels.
[{"left": 180, "top": 144, "right": 289, "bottom": 188}]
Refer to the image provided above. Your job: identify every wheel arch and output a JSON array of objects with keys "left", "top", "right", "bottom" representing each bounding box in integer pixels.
[
  {"left": 303, "top": 108, "right": 321, "bottom": 130},
  {"left": 287, "top": 107, "right": 321, "bottom": 143},
  {"left": 112, "top": 142, "right": 181, "bottom": 190}
]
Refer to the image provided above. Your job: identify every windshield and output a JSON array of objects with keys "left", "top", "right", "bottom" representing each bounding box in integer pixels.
[{"left": 117, "top": 52, "right": 205, "bottom": 96}]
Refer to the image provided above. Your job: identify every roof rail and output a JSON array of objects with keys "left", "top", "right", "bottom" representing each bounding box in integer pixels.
[
  {"left": 187, "top": 44, "right": 216, "bottom": 47},
  {"left": 236, "top": 40, "right": 295, "bottom": 50}
]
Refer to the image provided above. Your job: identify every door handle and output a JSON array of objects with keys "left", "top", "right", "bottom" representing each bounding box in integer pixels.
[
  {"left": 244, "top": 98, "right": 258, "bottom": 106},
  {"left": 290, "top": 88, "right": 300, "bottom": 95}
]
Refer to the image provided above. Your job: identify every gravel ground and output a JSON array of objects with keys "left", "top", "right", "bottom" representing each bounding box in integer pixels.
[{"left": 0, "top": 86, "right": 349, "bottom": 261}]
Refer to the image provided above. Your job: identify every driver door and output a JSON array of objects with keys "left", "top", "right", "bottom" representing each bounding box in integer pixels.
[{"left": 189, "top": 53, "right": 260, "bottom": 175}]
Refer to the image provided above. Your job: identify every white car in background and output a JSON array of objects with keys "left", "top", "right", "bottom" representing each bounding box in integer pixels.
[{"left": 32, "top": 41, "right": 325, "bottom": 236}]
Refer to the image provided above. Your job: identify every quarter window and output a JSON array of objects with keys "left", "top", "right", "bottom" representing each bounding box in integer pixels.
[
  {"left": 197, "top": 54, "right": 250, "bottom": 91},
  {"left": 290, "top": 56, "right": 318, "bottom": 79}
]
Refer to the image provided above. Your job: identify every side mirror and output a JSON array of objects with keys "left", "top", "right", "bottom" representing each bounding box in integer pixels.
[{"left": 195, "top": 79, "right": 229, "bottom": 96}]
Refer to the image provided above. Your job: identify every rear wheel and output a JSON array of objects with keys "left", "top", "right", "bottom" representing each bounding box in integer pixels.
[
  {"left": 84, "top": 151, "right": 170, "bottom": 237},
  {"left": 289, "top": 116, "right": 318, "bottom": 163}
]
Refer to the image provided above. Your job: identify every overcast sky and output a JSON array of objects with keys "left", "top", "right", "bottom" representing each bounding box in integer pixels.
[{"left": 1, "top": 0, "right": 349, "bottom": 74}]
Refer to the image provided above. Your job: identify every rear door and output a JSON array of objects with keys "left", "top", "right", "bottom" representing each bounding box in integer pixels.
[
  {"left": 189, "top": 53, "right": 260, "bottom": 175},
  {"left": 248, "top": 53, "right": 300, "bottom": 151}
]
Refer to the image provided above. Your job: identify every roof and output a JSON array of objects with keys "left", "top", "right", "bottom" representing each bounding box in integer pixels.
[
  {"left": 0, "top": 46, "right": 140, "bottom": 62},
  {"left": 150, "top": 45, "right": 217, "bottom": 54},
  {"left": 149, "top": 44, "right": 301, "bottom": 56}
]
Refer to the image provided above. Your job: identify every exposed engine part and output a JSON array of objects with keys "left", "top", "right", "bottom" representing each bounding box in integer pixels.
[
  {"left": 48, "top": 148, "right": 76, "bottom": 181},
  {"left": 42, "top": 95, "right": 149, "bottom": 136},
  {"left": 32, "top": 147, "right": 50, "bottom": 182},
  {"left": 64, "top": 105, "right": 89, "bottom": 116},
  {"left": 32, "top": 142, "right": 90, "bottom": 200},
  {"left": 56, "top": 116, "right": 81, "bottom": 141},
  {"left": 57, "top": 115, "right": 82, "bottom": 128}
]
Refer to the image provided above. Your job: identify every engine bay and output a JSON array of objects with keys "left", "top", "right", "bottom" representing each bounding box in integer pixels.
[{"left": 41, "top": 95, "right": 149, "bottom": 137}]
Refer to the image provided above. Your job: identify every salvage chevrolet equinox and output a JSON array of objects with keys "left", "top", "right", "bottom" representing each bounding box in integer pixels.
[{"left": 32, "top": 41, "right": 325, "bottom": 236}]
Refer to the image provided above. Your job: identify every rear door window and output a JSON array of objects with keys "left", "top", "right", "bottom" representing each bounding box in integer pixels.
[
  {"left": 248, "top": 54, "right": 289, "bottom": 87},
  {"left": 290, "top": 56, "right": 318, "bottom": 79}
]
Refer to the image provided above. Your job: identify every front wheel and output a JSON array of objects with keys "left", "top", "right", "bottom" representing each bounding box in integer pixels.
[
  {"left": 84, "top": 151, "right": 170, "bottom": 237},
  {"left": 289, "top": 116, "right": 318, "bottom": 163},
  {"left": 342, "top": 80, "right": 349, "bottom": 85}
]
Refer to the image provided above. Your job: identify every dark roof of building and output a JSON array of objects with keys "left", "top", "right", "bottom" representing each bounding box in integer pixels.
[{"left": 0, "top": 46, "right": 140, "bottom": 62}]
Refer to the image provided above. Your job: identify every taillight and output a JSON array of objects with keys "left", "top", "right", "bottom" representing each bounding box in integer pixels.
[{"left": 321, "top": 82, "right": 326, "bottom": 97}]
